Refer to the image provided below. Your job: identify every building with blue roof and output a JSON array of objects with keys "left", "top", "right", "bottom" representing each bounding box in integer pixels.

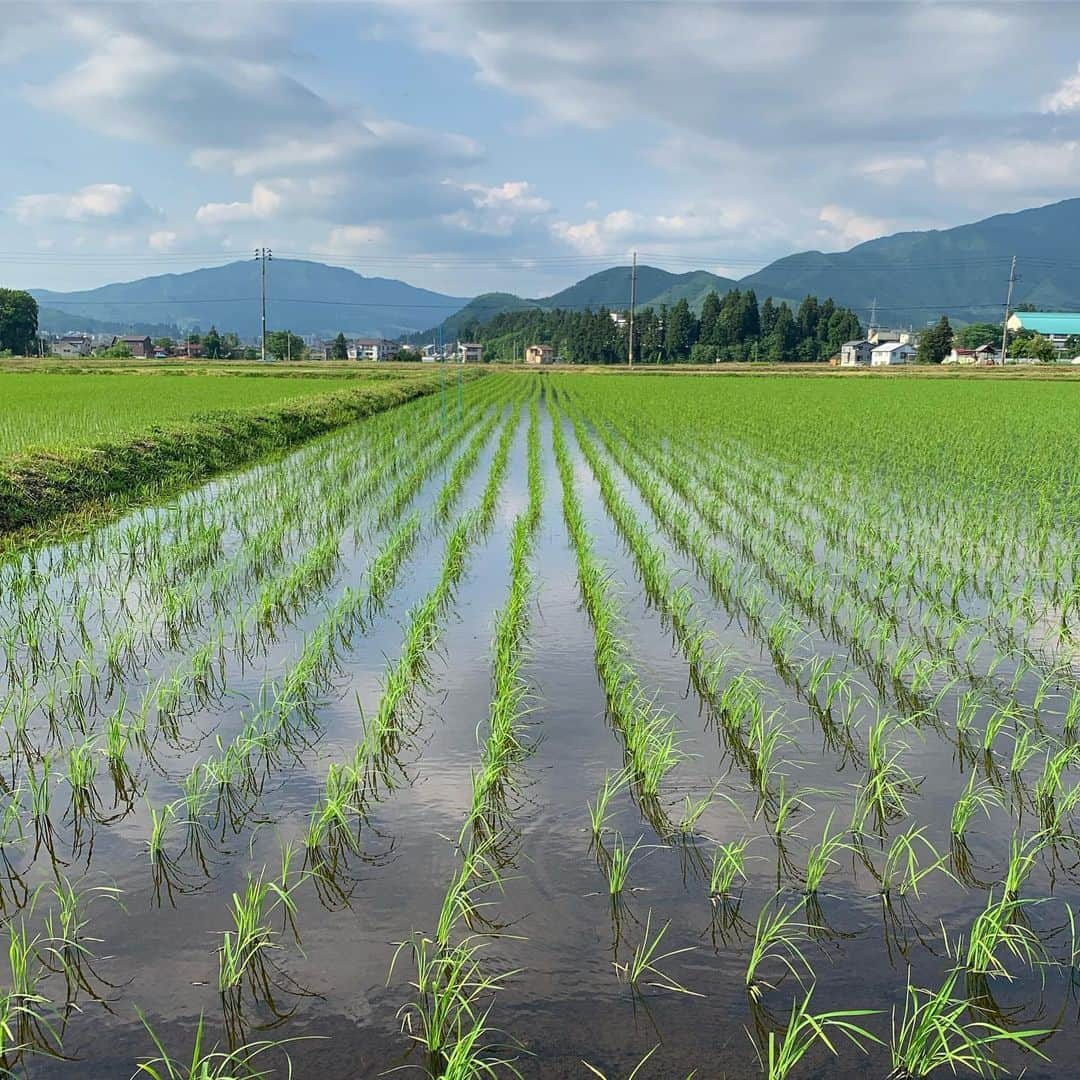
[{"left": 1006, "top": 311, "right": 1080, "bottom": 351}]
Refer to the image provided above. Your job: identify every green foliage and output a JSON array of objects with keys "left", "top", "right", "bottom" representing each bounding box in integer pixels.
[
  {"left": 265, "top": 330, "right": 306, "bottom": 362},
  {"left": 98, "top": 342, "right": 133, "bottom": 359},
  {"left": 331, "top": 331, "right": 348, "bottom": 360},
  {"left": 955, "top": 322, "right": 1000, "bottom": 349},
  {"left": 1009, "top": 331, "right": 1058, "bottom": 362},
  {"left": 916, "top": 315, "right": 953, "bottom": 364},
  {"left": 0, "top": 289, "right": 38, "bottom": 355}
]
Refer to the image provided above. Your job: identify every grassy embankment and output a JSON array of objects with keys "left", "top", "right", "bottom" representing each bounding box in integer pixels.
[{"left": 0, "top": 367, "right": 482, "bottom": 542}]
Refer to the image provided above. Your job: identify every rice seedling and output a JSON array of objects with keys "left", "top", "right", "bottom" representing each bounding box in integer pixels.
[
  {"left": 950, "top": 774, "right": 1003, "bottom": 840},
  {"left": 803, "top": 811, "right": 848, "bottom": 896},
  {"left": 613, "top": 910, "right": 701, "bottom": 997},
  {"left": 133, "top": 1011, "right": 308, "bottom": 1080},
  {"left": 745, "top": 898, "right": 813, "bottom": 1001},
  {"left": 873, "top": 824, "right": 954, "bottom": 902},
  {"left": 887, "top": 963, "right": 1051, "bottom": 1078},
  {"left": 581, "top": 1043, "right": 660, "bottom": 1080},
  {"left": 604, "top": 833, "right": 644, "bottom": 900},
  {"left": 710, "top": 836, "right": 754, "bottom": 902},
  {"left": 754, "top": 984, "right": 882, "bottom": 1080},
  {"left": 962, "top": 891, "right": 1049, "bottom": 979},
  {"left": 587, "top": 770, "right": 628, "bottom": 842}
]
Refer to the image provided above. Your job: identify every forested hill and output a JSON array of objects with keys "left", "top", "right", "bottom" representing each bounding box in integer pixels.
[
  {"left": 454, "top": 289, "right": 862, "bottom": 363},
  {"left": 411, "top": 265, "right": 737, "bottom": 342},
  {"left": 742, "top": 198, "right": 1080, "bottom": 327}
]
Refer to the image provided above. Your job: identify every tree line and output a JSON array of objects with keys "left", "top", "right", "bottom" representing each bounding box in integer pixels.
[{"left": 450, "top": 289, "right": 864, "bottom": 363}]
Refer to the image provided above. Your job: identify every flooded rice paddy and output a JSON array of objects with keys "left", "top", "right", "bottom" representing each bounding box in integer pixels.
[{"left": 2, "top": 371, "right": 1080, "bottom": 1078}]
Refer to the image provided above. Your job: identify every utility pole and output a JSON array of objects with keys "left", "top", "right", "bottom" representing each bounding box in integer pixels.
[
  {"left": 255, "top": 248, "right": 271, "bottom": 362},
  {"left": 628, "top": 250, "right": 637, "bottom": 367},
  {"left": 868, "top": 297, "right": 878, "bottom": 340},
  {"left": 1000, "top": 255, "right": 1017, "bottom": 366},
  {"left": 287, "top": 329, "right": 291, "bottom": 364}
]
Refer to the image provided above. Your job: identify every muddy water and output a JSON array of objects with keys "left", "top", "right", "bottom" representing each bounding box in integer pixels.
[{"left": 6, "top": 381, "right": 1079, "bottom": 1079}]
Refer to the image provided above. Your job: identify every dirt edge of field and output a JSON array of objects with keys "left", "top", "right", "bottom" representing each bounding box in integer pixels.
[{"left": 0, "top": 370, "right": 484, "bottom": 543}]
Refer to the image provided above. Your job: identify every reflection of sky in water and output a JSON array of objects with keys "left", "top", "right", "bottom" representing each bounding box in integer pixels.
[{"left": 13, "top": 385, "right": 1080, "bottom": 1079}]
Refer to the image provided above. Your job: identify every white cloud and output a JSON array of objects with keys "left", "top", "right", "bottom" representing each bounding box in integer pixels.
[
  {"left": 462, "top": 181, "right": 550, "bottom": 214},
  {"left": 13, "top": 183, "right": 158, "bottom": 225},
  {"left": 933, "top": 142, "right": 1080, "bottom": 193},
  {"left": 148, "top": 230, "right": 178, "bottom": 252},
  {"left": 817, "top": 205, "right": 899, "bottom": 248},
  {"left": 552, "top": 210, "right": 638, "bottom": 255},
  {"left": 319, "top": 224, "right": 389, "bottom": 254},
  {"left": 1041, "top": 64, "right": 1080, "bottom": 114},
  {"left": 858, "top": 156, "right": 929, "bottom": 186},
  {"left": 196, "top": 182, "right": 283, "bottom": 225}
]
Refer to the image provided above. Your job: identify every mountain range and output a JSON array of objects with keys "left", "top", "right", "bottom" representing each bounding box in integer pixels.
[
  {"left": 32, "top": 259, "right": 468, "bottom": 340},
  {"left": 29, "top": 198, "right": 1080, "bottom": 340}
]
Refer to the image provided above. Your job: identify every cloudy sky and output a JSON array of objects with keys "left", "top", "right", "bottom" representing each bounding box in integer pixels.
[{"left": 4, "top": 1, "right": 1080, "bottom": 295}]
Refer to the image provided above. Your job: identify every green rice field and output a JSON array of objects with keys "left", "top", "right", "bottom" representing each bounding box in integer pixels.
[
  {"left": 0, "top": 372, "right": 365, "bottom": 456},
  {"left": 1, "top": 370, "right": 1079, "bottom": 1079}
]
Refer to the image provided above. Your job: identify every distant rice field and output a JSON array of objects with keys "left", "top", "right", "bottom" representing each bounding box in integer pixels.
[{"left": 0, "top": 372, "right": 359, "bottom": 455}]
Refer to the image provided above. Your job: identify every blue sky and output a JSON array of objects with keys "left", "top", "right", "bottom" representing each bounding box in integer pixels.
[{"left": 5, "top": 1, "right": 1080, "bottom": 296}]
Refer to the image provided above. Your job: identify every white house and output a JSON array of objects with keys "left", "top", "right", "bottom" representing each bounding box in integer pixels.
[
  {"left": 456, "top": 342, "right": 483, "bottom": 363},
  {"left": 347, "top": 338, "right": 396, "bottom": 361},
  {"left": 870, "top": 341, "right": 915, "bottom": 366},
  {"left": 839, "top": 340, "right": 873, "bottom": 366}
]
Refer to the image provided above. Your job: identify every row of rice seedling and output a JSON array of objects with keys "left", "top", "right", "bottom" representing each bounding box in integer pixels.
[
  {"left": 549, "top": 391, "right": 684, "bottom": 827},
  {"left": 392, "top": 387, "right": 545, "bottom": 1078}
]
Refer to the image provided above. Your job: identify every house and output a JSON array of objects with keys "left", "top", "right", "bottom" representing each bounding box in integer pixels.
[
  {"left": 524, "top": 344, "right": 554, "bottom": 365},
  {"left": 421, "top": 344, "right": 444, "bottom": 363},
  {"left": 943, "top": 344, "right": 1000, "bottom": 366},
  {"left": 1005, "top": 312, "right": 1080, "bottom": 352},
  {"left": 870, "top": 341, "right": 915, "bottom": 366},
  {"left": 306, "top": 342, "right": 329, "bottom": 361},
  {"left": 610, "top": 312, "right": 628, "bottom": 329},
  {"left": 56, "top": 333, "right": 92, "bottom": 359},
  {"left": 347, "top": 338, "right": 396, "bottom": 361},
  {"left": 111, "top": 335, "right": 153, "bottom": 358},
  {"left": 457, "top": 342, "right": 483, "bottom": 363},
  {"left": 839, "top": 340, "right": 873, "bottom": 366}
]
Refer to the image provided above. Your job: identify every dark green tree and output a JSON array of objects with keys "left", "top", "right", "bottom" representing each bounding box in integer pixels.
[
  {"left": 664, "top": 299, "right": 696, "bottom": 361},
  {"left": 331, "top": 332, "right": 348, "bottom": 360},
  {"left": 0, "top": 289, "right": 39, "bottom": 355},
  {"left": 699, "top": 291, "right": 722, "bottom": 348},
  {"left": 203, "top": 326, "right": 223, "bottom": 359},
  {"left": 916, "top": 315, "right": 953, "bottom": 364},
  {"left": 766, "top": 303, "right": 797, "bottom": 360}
]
